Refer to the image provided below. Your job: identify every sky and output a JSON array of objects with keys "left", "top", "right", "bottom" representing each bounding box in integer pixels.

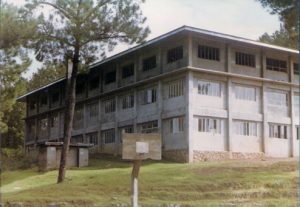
[{"left": 6, "top": 0, "right": 280, "bottom": 78}]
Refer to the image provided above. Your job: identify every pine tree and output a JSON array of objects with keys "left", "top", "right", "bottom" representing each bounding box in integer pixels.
[{"left": 22, "top": 0, "right": 150, "bottom": 183}]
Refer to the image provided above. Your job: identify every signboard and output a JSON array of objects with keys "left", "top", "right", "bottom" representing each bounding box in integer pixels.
[{"left": 122, "top": 133, "right": 162, "bottom": 160}]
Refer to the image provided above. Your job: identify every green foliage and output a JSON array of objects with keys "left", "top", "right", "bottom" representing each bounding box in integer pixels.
[
  {"left": 259, "top": 24, "right": 298, "bottom": 49},
  {"left": 0, "top": 3, "right": 34, "bottom": 134},
  {"left": 257, "top": 0, "right": 298, "bottom": 49},
  {"left": 27, "top": 63, "right": 65, "bottom": 91},
  {"left": 1, "top": 147, "right": 37, "bottom": 171},
  {"left": 21, "top": 0, "right": 150, "bottom": 68}
]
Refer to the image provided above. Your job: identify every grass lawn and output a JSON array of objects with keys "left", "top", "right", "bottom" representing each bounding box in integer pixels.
[{"left": 2, "top": 155, "right": 299, "bottom": 207}]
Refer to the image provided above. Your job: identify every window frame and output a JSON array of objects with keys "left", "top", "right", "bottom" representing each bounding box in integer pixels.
[
  {"left": 198, "top": 45, "right": 220, "bottom": 61},
  {"left": 167, "top": 46, "right": 183, "bottom": 63}
]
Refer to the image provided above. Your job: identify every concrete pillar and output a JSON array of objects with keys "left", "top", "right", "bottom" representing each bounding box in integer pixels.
[
  {"left": 262, "top": 83, "right": 268, "bottom": 154},
  {"left": 83, "top": 102, "right": 87, "bottom": 138},
  {"left": 98, "top": 98, "right": 102, "bottom": 152},
  {"left": 288, "top": 56, "right": 295, "bottom": 157},
  {"left": 133, "top": 88, "right": 138, "bottom": 133},
  {"left": 225, "top": 44, "right": 231, "bottom": 73},
  {"left": 260, "top": 49, "right": 266, "bottom": 78},
  {"left": 289, "top": 86, "right": 295, "bottom": 157},
  {"left": 187, "top": 32, "right": 193, "bottom": 67},
  {"left": 157, "top": 81, "right": 163, "bottom": 135},
  {"left": 226, "top": 78, "right": 233, "bottom": 153},
  {"left": 225, "top": 44, "right": 232, "bottom": 154},
  {"left": 158, "top": 46, "right": 163, "bottom": 74},
  {"left": 114, "top": 95, "right": 119, "bottom": 156},
  {"left": 186, "top": 71, "right": 194, "bottom": 163}
]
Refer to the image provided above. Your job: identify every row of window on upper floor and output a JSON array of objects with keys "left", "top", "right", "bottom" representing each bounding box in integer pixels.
[
  {"left": 28, "top": 43, "right": 299, "bottom": 111},
  {"left": 29, "top": 77, "right": 299, "bottom": 113}
]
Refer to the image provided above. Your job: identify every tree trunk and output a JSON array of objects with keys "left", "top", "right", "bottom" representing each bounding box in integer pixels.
[{"left": 57, "top": 47, "right": 80, "bottom": 183}]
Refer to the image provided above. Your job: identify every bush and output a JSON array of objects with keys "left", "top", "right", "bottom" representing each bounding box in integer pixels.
[{"left": 1, "top": 147, "right": 37, "bottom": 171}]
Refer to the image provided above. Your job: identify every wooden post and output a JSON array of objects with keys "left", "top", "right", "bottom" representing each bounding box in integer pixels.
[{"left": 131, "top": 160, "right": 141, "bottom": 207}]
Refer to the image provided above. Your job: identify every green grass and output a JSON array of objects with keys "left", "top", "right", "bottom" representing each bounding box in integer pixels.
[{"left": 2, "top": 155, "right": 299, "bottom": 207}]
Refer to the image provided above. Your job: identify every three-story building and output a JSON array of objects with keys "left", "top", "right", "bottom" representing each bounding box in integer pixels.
[{"left": 17, "top": 26, "right": 299, "bottom": 162}]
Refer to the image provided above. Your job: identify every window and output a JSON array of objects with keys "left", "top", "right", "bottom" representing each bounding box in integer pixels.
[
  {"left": 89, "top": 76, "right": 99, "bottom": 90},
  {"left": 28, "top": 120, "right": 35, "bottom": 135},
  {"left": 88, "top": 102, "right": 98, "bottom": 118},
  {"left": 141, "top": 88, "right": 157, "bottom": 104},
  {"left": 71, "top": 135, "right": 83, "bottom": 144},
  {"left": 141, "top": 121, "right": 158, "bottom": 133},
  {"left": 170, "top": 117, "right": 184, "bottom": 133},
  {"left": 104, "top": 98, "right": 116, "bottom": 113},
  {"left": 40, "top": 118, "right": 48, "bottom": 131},
  {"left": 143, "top": 56, "right": 156, "bottom": 71},
  {"left": 198, "top": 117, "right": 222, "bottom": 134},
  {"left": 40, "top": 95, "right": 48, "bottom": 106},
  {"left": 198, "top": 45, "right": 220, "bottom": 61},
  {"left": 168, "top": 80, "right": 184, "bottom": 98},
  {"left": 167, "top": 46, "right": 183, "bottom": 63},
  {"left": 235, "top": 121, "right": 257, "bottom": 136},
  {"left": 105, "top": 71, "right": 116, "bottom": 84},
  {"left": 50, "top": 114, "right": 59, "bottom": 128},
  {"left": 269, "top": 124, "right": 287, "bottom": 139},
  {"left": 87, "top": 133, "right": 98, "bottom": 145},
  {"left": 294, "top": 93, "right": 299, "bottom": 110},
  {"left": 76, "top": 82, "right": 85, "bottom": 95},
  {"left": 296, "top": 126, "right": 299, "bottom": 140},
  {"left": 294, "top": 63, "right": 299, "bottom": 75},
  {"left": 235, "top": 52, "right": 255, "bottom": 67},
  {"left": 267, "top": 90, "right": 288, "bottom": 106},
  {"left": 29, "top": 101, "right": 36, "bottom": 110},
  {"left": 122, "top": 63, "right": 134, "bottom": 78},
  {"left": 266, "top": 58, "right": 287, "bottom": 72},
  {"left": 51, "top": 92, "right": 59, "bottom": 103},
  {"left": 73, "top": 107, "right": 83, "bottom": 129},
  {"left": 120, "top": 126, "right": 134, "bottom": 143},
  {"left": 122, "top": 94, "right": 134, "bottom": 109},
  {"left": 235, "top": 85, "right": 256, "bottom": 101},
  {"left": 103, "top": 129, "right": 115, "bottom": 144},
  {"left": 198, "top": 80, "right": 221, "bottom": 97}
]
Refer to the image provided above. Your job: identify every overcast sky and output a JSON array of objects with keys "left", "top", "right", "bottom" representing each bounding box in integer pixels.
[{"left": 6, "top": 0, "right": 280, "bottom": 78}]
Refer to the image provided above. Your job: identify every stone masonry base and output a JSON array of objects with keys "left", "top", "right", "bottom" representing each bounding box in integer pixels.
[
  {"left": 193, "top": 150, "right": 265, "bottom": 162},
  {"left": 163, "top": 149, "right": 188, "bottom": 163}
]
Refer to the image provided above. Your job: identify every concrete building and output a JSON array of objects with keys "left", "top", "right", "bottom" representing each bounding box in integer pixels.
[{"left": 17, "top": 26, "right": 299, "bottom": 162}]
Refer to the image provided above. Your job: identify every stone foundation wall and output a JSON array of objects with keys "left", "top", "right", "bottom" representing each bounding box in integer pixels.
[
  {"left": 231, "top": 152, "right": 265, "bottom": 160},
  {"left": 163, "top": 149, "right": 188, "bottom": 163},
  {"left": 193, "top": 151, "right": 265, "bottom": 162}
]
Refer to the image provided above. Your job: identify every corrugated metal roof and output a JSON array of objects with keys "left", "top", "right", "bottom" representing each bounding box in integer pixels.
[{"left": 17, "top": 25, "right": 299, "bottom": 101}]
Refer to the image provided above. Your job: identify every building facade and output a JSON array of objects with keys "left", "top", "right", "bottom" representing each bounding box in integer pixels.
[{"left": 18, "top": 26, "right": 299, "bottom": 162}]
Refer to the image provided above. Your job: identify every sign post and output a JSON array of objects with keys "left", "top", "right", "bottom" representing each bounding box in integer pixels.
[{"left": 122, "top": 133, "right": 161, "bottom": 207}]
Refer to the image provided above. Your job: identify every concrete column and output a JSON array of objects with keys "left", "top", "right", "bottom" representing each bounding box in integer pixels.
[
  {"left": 82, "top": 103, "right": 87, "bottom": 143},
  {"left": 225, "top": 44, "right": 232, "bottom": 154},
  {"left": 157, "top": 81, "right": 163, "bottom": 135},
  {"left": 158, "top": 46, "right": 163, "bottom": 74},
  {"left": 187, "top": 32, "right": 193, "bottom": 67},
  {"left": 262, "top": 83, "right": 268, "bottom": 154},
  {"left": 98, "top": 98, "right": 102, "bottom": 152},
  {"left": 133, "top": 88, "right": 138, "bottom": 133},
  {"left": 226, "top": 78, "right": 233, "bottom": 153},
  {"left": 134, "top": 53, "right": 139, "bottom": 82},
  {"left": 260, "top": 49, "right": 266, "bottom": 78},
  {"left": 290, "top": 86, "right": 295, "bottom": 157},
  {"left": 225, "top": 44, "right": 231, "bottom": 73},
  {"left": 186, "top": 71, "right": 194, "bottom": 163},
  {"left": 114, "top": 95, "right": 119, "bottom": 156}
]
